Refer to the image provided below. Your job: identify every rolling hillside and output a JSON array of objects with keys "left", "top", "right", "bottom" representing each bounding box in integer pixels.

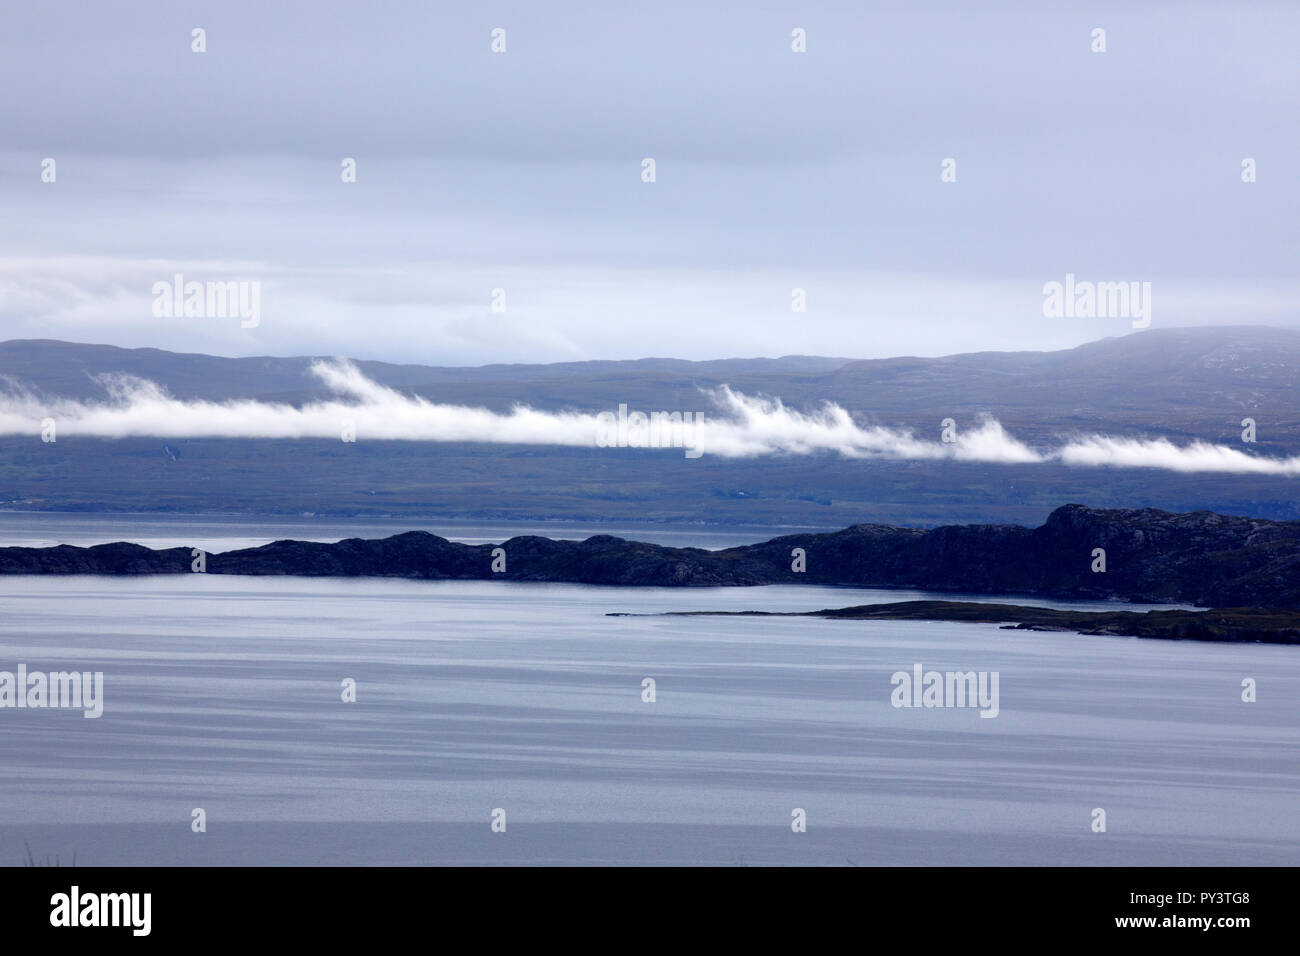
[{"left": 0, "top": 327, "right": 1297, "bottom": 526}]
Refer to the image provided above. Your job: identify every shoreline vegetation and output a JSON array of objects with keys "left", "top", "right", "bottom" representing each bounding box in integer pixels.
[{"left": 610, "top": 601, "right": 1300, "bottom": 645}]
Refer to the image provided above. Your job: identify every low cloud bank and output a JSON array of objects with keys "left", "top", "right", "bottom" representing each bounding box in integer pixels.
[{"left": 0, "top": 360, "right": 1296, "bottom": 476}]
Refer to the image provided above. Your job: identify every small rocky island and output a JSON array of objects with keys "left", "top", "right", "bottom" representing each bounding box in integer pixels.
[{"left": 619, "top": 601, "right": 1300, "bottom": 645}]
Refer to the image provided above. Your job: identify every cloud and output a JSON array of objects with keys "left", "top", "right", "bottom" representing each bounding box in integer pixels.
[
  {"left": 3, "top": 5, "right": 1299, "bottom": 364},
  {"left": 2, "top": 360, "right": 1298, "bottom": 476},
  {"left": 693, "top": 387, "right": 1044, "bottom": 462},
  {"left": 1056, "top": 434, "right": 1300, "bottom": 475}
]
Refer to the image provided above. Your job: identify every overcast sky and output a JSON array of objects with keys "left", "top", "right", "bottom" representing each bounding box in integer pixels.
[{"left": 1, "top": 0, "right": 1296, "bottom": 364}]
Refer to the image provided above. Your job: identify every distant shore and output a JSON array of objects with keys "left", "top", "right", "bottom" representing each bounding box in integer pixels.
[
  {"left": 2, "top": 504, "right": 1299, "bottom": 613},
  {"left": 2, "top": 503, "right": 1300, "bottom": 612},
  {"left": 614, "top": 600, "right": 1300, "bottom": 645}
]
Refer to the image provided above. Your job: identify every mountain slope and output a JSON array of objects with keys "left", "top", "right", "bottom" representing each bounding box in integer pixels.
[{"left": 1, "top": 327, "right": 1298, "bottom": 526}]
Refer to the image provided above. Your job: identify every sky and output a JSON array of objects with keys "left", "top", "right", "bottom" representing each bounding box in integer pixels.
[{"left": 1, "top": 0, "right": 1296, "bottom": 365}]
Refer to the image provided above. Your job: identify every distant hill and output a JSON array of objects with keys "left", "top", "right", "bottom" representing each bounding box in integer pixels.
[
  {"left": 4, "top": 504, "right": 1299, "bottom": 615},
  {"left": 0, "top": 338, "right": 853, "bottom": 404},
  {"left": 1, "top": 327, "right": 1298, "bottom": 526},
  {"left": 2, "top": 327, "right": 1298, "bottom": 446}
]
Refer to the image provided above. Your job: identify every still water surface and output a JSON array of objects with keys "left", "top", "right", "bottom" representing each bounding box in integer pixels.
[{"left": 0, "top": 517, "right": 1295, "bottom": 865}]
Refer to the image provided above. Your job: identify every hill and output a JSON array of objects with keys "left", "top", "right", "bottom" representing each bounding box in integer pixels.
[
  {"left": 1, "top": 327, "right": 1298, "bottom": 526},
  {"left": 3, "top": 504, "right": 1298, "bottom": 612}
]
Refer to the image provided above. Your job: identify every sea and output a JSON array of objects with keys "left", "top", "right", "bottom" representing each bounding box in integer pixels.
[{"left": 0, "top": 513, "right": 1296, "bottom": 866}]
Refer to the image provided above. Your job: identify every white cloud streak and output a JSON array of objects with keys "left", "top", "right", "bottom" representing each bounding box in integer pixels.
[{"left": 1, "top": 360, "right": 1298, "bottom": 476}]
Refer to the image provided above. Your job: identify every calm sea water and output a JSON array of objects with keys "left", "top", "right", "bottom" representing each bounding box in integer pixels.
[{"left": 0, "top": 518, "right": 1297, "bottom": 866}]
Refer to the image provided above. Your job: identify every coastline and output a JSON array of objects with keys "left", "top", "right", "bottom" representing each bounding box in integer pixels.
[{"left": 614, "top": 601, "right": 1300, "bottom": 646}]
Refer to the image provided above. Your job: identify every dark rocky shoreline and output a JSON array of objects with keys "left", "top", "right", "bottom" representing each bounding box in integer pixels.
[
  {"left": 618, "top": 601, "right": 1300, "bottom": 645},
  {"left": 2, "top": 503, "right": 1299, "bottom": 610}
]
